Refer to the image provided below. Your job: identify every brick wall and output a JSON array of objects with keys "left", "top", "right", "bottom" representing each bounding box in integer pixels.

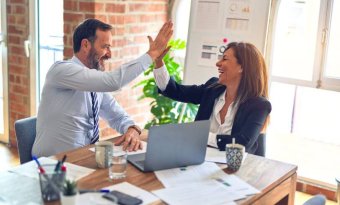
[
  {"left": 63, "top": 0, "right": 169, "bottom": 138},
  {"left": 7, "top": 0, "right": 30, "bottom": 146}
]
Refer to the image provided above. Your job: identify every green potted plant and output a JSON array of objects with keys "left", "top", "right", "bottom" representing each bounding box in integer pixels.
[
  {"left": 134, "top": 39, "right": 198, "bottom": 129},
  {"left": 61, "top": 179, "right": 78, "bottom": 205}
]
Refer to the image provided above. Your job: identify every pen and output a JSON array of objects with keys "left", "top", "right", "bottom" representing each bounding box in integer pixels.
[
  {"left": 54, "top": 154, "right": 67, "bottom": 172},
  {"left": 32, "top": 156, "right": 45, "bottom": 174},
  {"left": 79, "top": 189, "right": 110, "bottom": 194}
]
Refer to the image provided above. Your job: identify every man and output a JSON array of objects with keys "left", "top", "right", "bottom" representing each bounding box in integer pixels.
[{"left": 32, "top": 19, "right": 173, "bottom": 157}]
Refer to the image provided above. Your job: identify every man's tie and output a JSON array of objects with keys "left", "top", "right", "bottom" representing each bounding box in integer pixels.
[{"left": 90, "top": 92, "right": 99, "bottom": 144}]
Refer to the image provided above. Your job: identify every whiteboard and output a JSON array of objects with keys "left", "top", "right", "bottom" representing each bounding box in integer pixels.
[{"left": 184, "top": 0, "right": 271, "bottom": 84}]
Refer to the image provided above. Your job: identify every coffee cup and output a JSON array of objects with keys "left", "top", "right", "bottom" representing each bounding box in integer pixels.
[
  {"left": 95, "top": 141, "right": 113, "bottom": 168},
  {"left": 226, "top": 143, "right": 245, "bottom": 171}
]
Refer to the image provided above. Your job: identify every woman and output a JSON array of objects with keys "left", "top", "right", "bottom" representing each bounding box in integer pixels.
[{"left": 153, "top": 42, "right": 271, "bottom": 155}]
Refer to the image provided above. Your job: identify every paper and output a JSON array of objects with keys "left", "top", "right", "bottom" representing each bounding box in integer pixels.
[
  {"left": 9, "top": 157, "right": 95, "bottom": 181},
  {"left": 195, "top": 0, "right": 220, "bottom": 30},
  {"left": 205, "top": 147, "right": 248, "bottom": 165},
  {"left": 105, "top": 182, "right": 159, "bottom": 205},
  {"left": 77, "top": 182, "right": 159, "bottom": 205},
  {"left": 89, "top": 141, "right": 147, "bottom": 156},
  {"left": 76, "top": 193, "right": 114, "bottom": 205},
  {"left": 154, "top": 162, "right": 225, "bottom": 188},
  {"left": 153, "top": 180, "right": 238, "bottom": 205},
  {"left": 0, "top": 172, "right": 43, "bottom": 204},
  {"left": 205, "top": 147, "right": 226, "bottom": 163}
]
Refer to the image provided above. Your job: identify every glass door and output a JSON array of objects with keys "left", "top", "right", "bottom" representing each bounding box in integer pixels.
[{"left": 0, "top": 0, "right": 9, "bottom": 143}]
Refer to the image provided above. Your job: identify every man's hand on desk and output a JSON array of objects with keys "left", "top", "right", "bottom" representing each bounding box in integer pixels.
[{"left": 114, "top": 126, "right": 143, "bottom": 152}]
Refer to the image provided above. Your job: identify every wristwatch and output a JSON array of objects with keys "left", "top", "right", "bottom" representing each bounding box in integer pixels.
[{"left": 128, "top": 125, "right": 142, "bottom": 135}]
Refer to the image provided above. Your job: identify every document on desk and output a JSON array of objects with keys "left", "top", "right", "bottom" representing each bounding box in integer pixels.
[
  {"left": 155, "top": 162, "right": 226, "bottom": 188},
  {"left": 0, "top": 171, "right": 42, "bottom": 204},
  {"left": 9, "top": 157, "right": 95, "bottom": 181},
  {"left": 89, "top": 141, "right": 147, "bottom": 156},
  {"left": 77, "top": 182, "right": 158, "bottom": 205},
  {"left": 153, "top": 180, "right": 239, "bottom": 205},
  {"left": 205, "top": 147, "right": 248, "bottom": 164}
]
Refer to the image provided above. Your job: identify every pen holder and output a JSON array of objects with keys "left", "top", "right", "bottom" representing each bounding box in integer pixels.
[{"left": 38, "top": 164, "right": 66, "bottom": 202}]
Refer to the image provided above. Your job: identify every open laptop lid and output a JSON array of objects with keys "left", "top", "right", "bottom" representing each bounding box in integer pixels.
[{"left": 129, "top": 120, "right": 210, "bottom": 172}]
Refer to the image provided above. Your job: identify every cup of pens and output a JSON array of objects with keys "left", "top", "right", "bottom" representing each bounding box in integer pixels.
[
  {"left": 226, "top": 138, "right": 245, "bottom": 172},
  {"left": 38, "top": 164, "right": 66, "bottom": 202}
]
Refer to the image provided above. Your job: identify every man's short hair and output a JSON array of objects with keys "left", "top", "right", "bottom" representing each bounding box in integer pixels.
[{"left": 73, "top": 18, "right": 112, "bottom": 53}]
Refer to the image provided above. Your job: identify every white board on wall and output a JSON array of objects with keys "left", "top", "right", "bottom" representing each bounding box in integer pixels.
[{"left": 183, "top": 0, "right": 271, "bottom": 84}]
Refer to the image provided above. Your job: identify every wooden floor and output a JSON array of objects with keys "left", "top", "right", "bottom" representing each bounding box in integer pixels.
[{"left": 0, "top": 143, "right": 337, "bottom": 204}]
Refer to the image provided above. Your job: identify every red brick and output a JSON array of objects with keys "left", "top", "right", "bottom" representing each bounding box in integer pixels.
[
  {"left": 106, "top": 3, "right": 125, "bottom": 13},
  {"left": 64, "top": 1, "right": 78, "bottom": 11},
  {"left": 79, "top": 2, "right": 104, "bottom": 13},
  {"left": 64, "top": 12, "right": 84, "bottom": 23},
  {"left": 10, "top": 102, "right": 28, "bottom": 114},
  {"left": 108, "top": 15, "right": 124, "bottom": 25}
]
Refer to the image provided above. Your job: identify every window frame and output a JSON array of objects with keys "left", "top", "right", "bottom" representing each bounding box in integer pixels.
[{"left": 267, "top": 0, "right": 340, "bottom": 92}]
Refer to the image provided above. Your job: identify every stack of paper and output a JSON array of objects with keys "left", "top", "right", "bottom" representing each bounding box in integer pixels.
[
  {"left": 153, "top": 162, "right": 259, "bottom": 205},
  {"left": 9, "top": 157, "right": 95, "bottom": 181}
]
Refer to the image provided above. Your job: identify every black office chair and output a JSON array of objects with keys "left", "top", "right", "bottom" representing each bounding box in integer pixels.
[
  {"left": 254, "top": 133, "right": 266, "bottom": 157},
  {"left": 14, "top": 116, "right": 37, "bottom": 164}
]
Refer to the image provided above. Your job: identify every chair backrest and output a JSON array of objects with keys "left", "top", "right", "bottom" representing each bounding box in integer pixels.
[
  {"left": 254, "top": 133, "right": 266, "bottom": 157},
  {"left": 14, "top": 117, "right": 37, "bottom": 164},
  {"left": 303, "top": 194, "right": 326, "bottom": 205}
]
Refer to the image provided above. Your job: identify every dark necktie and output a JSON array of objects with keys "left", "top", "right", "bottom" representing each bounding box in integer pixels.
[{"left": 90, "top": 92, "right": 99, "bottom": 144}]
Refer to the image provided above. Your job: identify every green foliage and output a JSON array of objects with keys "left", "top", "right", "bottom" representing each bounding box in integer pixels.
[
  {"left": 134, "top": 39, "right": 198, "bottom": 129},
  {"left": 62, "top": 179, "right": 77, "bottom": 196}
]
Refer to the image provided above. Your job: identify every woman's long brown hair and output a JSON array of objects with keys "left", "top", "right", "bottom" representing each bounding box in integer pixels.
[{"left": 225, "top": 42, "right": 269, "bottom": 104}]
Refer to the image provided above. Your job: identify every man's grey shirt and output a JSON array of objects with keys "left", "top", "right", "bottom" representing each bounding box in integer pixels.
[{"left": 32, "top": 54, "right": 152, "bottom": 157}]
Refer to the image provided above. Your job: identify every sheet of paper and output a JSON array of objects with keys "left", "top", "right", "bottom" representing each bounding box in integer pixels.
[
  {"left": 205, "top": 147, "right": 248, "bottom": 165},
  {"left": 104, "top": 182, "right": 159, "bottom": 205},
  {"left": 216, "top": 174, "right": 260, "bottom": 196},
  {"left": 195, "top": 0, "right": 220, "bottom": 30},
  {"left": 76, "top": 193, "right": 114, "bottom": 205},
  {"left": 153, "top": 180, "right": 240, "bottom": 205},
  {"left": 9, "top": 157, "right": 95, "bottom": 181},
  {"left": 89, "top": 141, "right": 147, "bottom": 156},
  {"left": 205, "top": 147, "right": 226, "bottom": 163},
  {"left": 0, "top": 172, "right": 42, "bottom": 204},
  {"left": 154, "top": 162, "right": 226, "bottom": 188}
]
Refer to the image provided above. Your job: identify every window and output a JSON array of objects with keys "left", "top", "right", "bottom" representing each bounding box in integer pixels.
[
  {"left": 0, "top": 0, "right": 8, "bottom": 143},
  {"left": 270, "top": 0, "right": 340, "bottom": 90},
  {"left": 267, "top": 0, "right": 340, "bottom": 187},
  {"left": 171, "top": 0, "right": 192, "bottom": 65}
]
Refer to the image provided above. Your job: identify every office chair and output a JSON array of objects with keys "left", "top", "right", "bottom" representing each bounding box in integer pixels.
[
  {"left": 303, "top": 194, "right": 326, "bottom": 205},
  {"left": 14, "top": 116, "right": 37, "bottom": 164},
  {"left": 254, "top": 133, "right": 266, "bottom": 157}
]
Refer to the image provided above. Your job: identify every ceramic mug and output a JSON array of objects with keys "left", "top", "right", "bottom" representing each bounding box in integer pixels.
[
  {"left": 95, "top": 141, "right": 113, "bottom": 168},
  {"left": 225, "top": 143, "right": 245, "bottom": 171}
]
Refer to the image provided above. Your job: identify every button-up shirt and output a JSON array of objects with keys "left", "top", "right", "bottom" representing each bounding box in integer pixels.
[{"left": 32, "top": 54, "right": 152, "bottom": 157}]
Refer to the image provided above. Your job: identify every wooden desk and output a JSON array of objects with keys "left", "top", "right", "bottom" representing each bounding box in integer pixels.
[{"left": 53, "top": 141, "right": 297, "bottom": 205}]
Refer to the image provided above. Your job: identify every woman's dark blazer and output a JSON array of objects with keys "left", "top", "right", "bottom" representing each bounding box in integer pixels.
[{"left": 158, "top": 77, "right": 272, "bottom": 155}]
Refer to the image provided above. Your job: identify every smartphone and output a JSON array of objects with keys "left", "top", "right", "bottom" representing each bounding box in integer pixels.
[{"left": 102, "top": 190, "right": 143, "bottom": 205}]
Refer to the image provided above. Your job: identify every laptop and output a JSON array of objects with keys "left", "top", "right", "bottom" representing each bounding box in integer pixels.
[{"left": 128, "top": 120, "right": 210, "bottom": 172}]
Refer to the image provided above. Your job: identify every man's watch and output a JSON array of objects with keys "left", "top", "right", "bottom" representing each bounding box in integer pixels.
[{"left": 129, "top": 125, "right": 142, "bottom": 135}]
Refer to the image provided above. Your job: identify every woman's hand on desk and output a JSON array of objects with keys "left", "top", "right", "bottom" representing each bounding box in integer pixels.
[{"left": 114, "top": 127, "right": 143, "bottom": 152}]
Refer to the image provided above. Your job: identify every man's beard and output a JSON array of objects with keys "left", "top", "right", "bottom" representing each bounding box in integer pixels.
[{"left": 87, "top": 48, "right": 104, "bottom": 71}]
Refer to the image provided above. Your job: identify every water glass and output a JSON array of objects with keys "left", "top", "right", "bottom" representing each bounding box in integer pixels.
[{"left": 109, "top": 146, "right": 127, "bottom": 180}]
